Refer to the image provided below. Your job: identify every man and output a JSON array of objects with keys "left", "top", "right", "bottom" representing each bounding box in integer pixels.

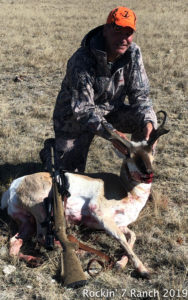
[{"left": 41, "top": 6, "right": 157, "bottom": 172}]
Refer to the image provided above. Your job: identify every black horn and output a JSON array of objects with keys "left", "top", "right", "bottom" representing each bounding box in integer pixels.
[
  {"left": 156, "top": 110, "right": 167, "bottom": 127},
  {"left": 148, "top": 110, "right": 170, "bottom": 146}
]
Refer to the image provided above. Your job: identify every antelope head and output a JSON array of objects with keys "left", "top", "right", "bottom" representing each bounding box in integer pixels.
[{"left": 103, "top": 111, "right": 170, "bottom": 184}]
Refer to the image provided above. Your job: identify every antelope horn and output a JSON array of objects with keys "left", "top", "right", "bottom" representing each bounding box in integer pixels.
[
  {"left": 102, "top": 123, "right": 133, "bottom": 150},
  {"left": 148, "top": 110, "right": 170, "bottom": 146},
  {"left": 156, "top": 110, "right": 167, "bottom": 128}
]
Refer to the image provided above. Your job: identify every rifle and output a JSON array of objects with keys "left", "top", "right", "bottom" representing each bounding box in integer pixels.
[{"left": 48, "top": 146, "right": 87, "bottom": 288}]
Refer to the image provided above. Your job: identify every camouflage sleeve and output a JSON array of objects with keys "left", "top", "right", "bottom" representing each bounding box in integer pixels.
[
  {"left": 127, "top": 46, "right": 157, "bottom": 128},
  {"left": 66, "top": 57, "right": 114, "bottom": 138}
]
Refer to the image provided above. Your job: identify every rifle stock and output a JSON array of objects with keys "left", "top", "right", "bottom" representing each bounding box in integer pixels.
[{"left": 51, "top": 147, "right": 87, "bottom": 288}]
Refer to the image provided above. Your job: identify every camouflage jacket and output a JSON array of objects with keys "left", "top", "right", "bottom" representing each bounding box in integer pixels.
[{"left": 53, "top": 25, "right": 155, "bottom": 138}]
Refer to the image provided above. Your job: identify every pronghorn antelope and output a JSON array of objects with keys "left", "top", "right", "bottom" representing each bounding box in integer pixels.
[{"left": 1, "top": 111, "right": 169, "bottom": 278}]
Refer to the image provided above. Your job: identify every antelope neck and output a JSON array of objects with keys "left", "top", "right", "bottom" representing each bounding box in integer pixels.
[{"left": 121, "top": 161, "right": 153, "bottom": 192}]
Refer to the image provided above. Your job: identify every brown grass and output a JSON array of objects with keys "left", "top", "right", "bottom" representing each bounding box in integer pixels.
[{"left": 0, "top": 0, "right": 187, "bottom": 299}]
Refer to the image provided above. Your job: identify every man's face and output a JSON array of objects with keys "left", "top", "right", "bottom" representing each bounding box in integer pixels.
[{"left": 103, "top": 24, "right": 134, "bottom": 61}]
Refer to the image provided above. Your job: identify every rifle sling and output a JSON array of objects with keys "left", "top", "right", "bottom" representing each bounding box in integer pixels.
[
  {"left": 67, "top": 234, "right": 114, "bottom": 275},
  {"left": 59, "top": 169, "right": 70, "bottom": 198}
]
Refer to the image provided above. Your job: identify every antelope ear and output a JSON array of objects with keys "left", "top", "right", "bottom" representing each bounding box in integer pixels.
[
  {"left": 102, "top": 123, "right": 133, "bottom": 151},
  {"left": 112, "top": 140, "right": 130, "bottom": 158}
]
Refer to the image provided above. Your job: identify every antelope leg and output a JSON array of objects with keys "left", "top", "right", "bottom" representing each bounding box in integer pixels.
[{"left": 93, "top": 215, "right": 149, "bottom": 278}]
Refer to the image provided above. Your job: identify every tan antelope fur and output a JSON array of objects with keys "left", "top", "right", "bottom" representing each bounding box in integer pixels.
[{"left": 1, "top": 111, "right": 169, "bottom": 278}]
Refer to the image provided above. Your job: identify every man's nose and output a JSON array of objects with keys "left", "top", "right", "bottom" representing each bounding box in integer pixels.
[
  {"left": 124, "top": 35, "right": 132, "bottom": 43},
  {"left": 120, "top": 35, "right": 129, "bottom": 44}
]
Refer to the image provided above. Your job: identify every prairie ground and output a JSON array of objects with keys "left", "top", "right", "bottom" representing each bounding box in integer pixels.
[{"left": 0, "top": 0, "right": 187, "bottom": 299}]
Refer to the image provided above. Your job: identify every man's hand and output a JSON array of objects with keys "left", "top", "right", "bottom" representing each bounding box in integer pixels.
[
  {"left": 113, "top": 130, "right": 129, "bottom": 141},
  {"left": 143, "top": 122, "right": 153, "bottom": 140},
  {"left": 143, "top": 122, "right": 157, "bottom": 150}
]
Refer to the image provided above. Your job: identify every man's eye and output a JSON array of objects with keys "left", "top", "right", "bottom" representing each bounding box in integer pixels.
[{"left": 114, "top": 25, "right": 121, "bottom": 32}]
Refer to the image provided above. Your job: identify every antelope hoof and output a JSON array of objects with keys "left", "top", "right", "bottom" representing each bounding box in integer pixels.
[
  {"left": 137, "top": 268, "right": 150, "bottom": 279},
  {"left": 141, "top": 271, "right": 150, "bottom": 279},
  {"left": 115, "top": 256, "right": 129, "bottom": 269}
]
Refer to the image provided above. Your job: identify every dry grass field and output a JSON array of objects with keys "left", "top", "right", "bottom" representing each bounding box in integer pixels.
[{"left": 0, "top": 0, "right": 187, "bottom": 299}]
